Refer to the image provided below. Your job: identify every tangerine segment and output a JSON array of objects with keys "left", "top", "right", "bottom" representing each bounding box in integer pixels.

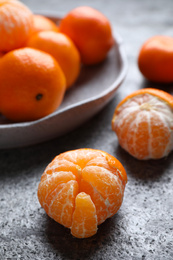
[
  {"left": 32, "top": 15, "right": 59, "bottom": 34},
  {"left": 80, "top": 179, "right": 109, "bottom": 225},
  {"left": 27, "top": 31, "right": 80, "bottom": 88},
  {"left": 59, "top": 6, "right": 114, "bottom": 65},
  {"left": 48, "top": 180, "right": 79, "bottom": 228},
  {"left": 0, "top": 47, "right": 66, "bottom": 122},
  {"left": 38, "top": 171, "right": 76, "bottom": 212},
  {"left": 71, "top": 192, "right": 97, "bottom": 238},
  {"left": 85, "top": 151, "right": 127, "bottom": 185},
  {"left": 0, "top": 0, "right": 33, "bottom": 52},
  {"left": 112, "top": 88, "right": 173, "bottom": 160},
  {"left": 37, "top": 148, "right": 127, "bottom": 238},
  {"left": 82, "top": 166, "right": 124, "bottom": 217},
  {"left": 40, "top": 158, "right": 80, "bottom": 183},
  {"left": 138, "top": 35, "right": 173, "bottom": 83}
]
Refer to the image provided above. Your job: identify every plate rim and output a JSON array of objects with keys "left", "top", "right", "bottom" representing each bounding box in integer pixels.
[{"left": 0, "top": 29, "right": 128, "bottom": 129}]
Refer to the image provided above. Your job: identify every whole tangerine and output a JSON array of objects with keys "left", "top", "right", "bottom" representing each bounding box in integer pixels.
[
  {"left": 138, "top": 35, "right": 173, "bottom": 83},
  {"left": 112, "top": 88, "right": 173, "bottom": 160},
  {"left": 37, "top": 148, "right": 127, "bottom": 238},
  {"left": 27, "top": 31, "right": 81, "bottom": 89},
  {"left": 59, "top": 6, "right": 114, "bottom": 65},
  {"left": 0, "top": 47, "right": 66, "bottom": 122},
  {"left": 0, "top": 0, "right": 34, "bottom": 52}
]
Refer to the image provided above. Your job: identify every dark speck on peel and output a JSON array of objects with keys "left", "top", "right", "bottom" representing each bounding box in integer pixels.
[{"left": 36, "top": 93, "right": 43, "bottom": 100}]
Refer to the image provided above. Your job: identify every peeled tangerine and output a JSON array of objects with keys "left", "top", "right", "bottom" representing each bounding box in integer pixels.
[
  {"left": 112, "top": 88, "right": 173, "bottom": 160},
  {"left": 37, "top": 148, "right": 127, "bottom": 238}
]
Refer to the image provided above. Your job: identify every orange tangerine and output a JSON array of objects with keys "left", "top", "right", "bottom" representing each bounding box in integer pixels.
[
  {"left": 138, "top": 35, "right": 173, "bottom": 83},
  {"left": 0, "top": 47, "right": 66, "bottom": 122},
  {"left": 0, "top": 0, "right": 34, "bottom": 52},
  {"left": 59, "top": 6, "right": 114, "bottom": 65},
  {"left": 32, "top": 14, "right": 59, "bottom": 34},
  {"left": 71, "top": 192, "right": 97, "bottom": 238},
  {"left": 27, "top": 31, "right": 81, "bottom": 88},
  {"left": 112, "top": 88, "right": 173, "bottom": 160},
  {"left": 37, "top": 148, "right": 127, "bottom": 238}
]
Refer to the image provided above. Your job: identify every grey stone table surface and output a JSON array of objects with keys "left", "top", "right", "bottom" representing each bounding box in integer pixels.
[{"left": 1, "top": 0, "right": 173, "bottom": 259}]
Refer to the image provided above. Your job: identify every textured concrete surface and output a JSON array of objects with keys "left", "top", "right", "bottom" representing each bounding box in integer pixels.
[{"left": 1, "top": 0, "right": 173, "bottom": 259}]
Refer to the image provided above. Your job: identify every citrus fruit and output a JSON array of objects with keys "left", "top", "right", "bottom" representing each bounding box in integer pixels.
[
  {"left": 37, "top": 148, "right": 127, "bottom": 238},
  {"left": 27, "top": 31, "right": 81, "bottom": 88},
  {"left": 59, "top": 6, "right": 114, "bottom": 65},
  {"left": 0, "top": 0, "right": 34, "bottom": 52},
  {"left": 138, "top": 35, "right": 173, "bottom": 83},
  {"left": 32, "top": 14, "right": 59, "bottom": 34},
  {"left": 0, "top": 47, "right": 66, "bottom": 122},
  {"left": 112, "top": 88, "right": 173, "bottom": 160}
]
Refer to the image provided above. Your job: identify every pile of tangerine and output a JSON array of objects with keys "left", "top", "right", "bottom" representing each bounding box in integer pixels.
[{"left": 0, "top": 0, "right": 114, "bottom": 122}]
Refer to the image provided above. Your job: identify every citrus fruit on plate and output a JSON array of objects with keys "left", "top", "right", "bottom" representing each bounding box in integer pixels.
[
  {"left": 59, "top": 6, "right": 114, "bottom": 65},
  {"left": 0, "top": 13, "right": 127, "bottom": 149},
  {"left": 0, "top": 47, "right": 66, "bottom": 122},
  {"left": 27, "top": 31, "right": 81, "bottom": 89},
  {"left": 0, "top": 0, "right": 33, "bottom": 52},
  {"left": 37, "top": 148, "right": 127, "bottom": 238},
  {"left": 112, "top": 88, "right": 173, "bottom": 160}
]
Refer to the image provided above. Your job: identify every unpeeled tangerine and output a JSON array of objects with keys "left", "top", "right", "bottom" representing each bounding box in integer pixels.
[
  {"left": 37, "top": 148, "right": 127, "bottom": 238},
  {"left": 0, "top": 0, "right": 34, "bottom": 52}
]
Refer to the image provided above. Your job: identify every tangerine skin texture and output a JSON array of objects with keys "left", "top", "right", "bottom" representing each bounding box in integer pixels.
[
  {"left": 0, "top": 47, "right": 66, "bottom": 122},
  {"left": 37, "top": 148, "right": 127, "bottom": 238},
  {"left": 138, "top": 35, "right": 173, "bottom": 83},
  {"left": 0, "top": 0, "right": 34, "bottom": 52},
  {"left": 59, "top": 6, "right": 114, "bottom": 65},
  {"left": 0, "top": 52, "right": 4, "bottom": 58},
  {"left": 112, "top": 88, "right": 173, "bottom": 160}
]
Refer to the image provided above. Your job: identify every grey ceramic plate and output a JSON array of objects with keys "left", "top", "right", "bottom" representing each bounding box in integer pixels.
[{"left": 0, "top": 14, "right": 128, "bottom": 149}]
